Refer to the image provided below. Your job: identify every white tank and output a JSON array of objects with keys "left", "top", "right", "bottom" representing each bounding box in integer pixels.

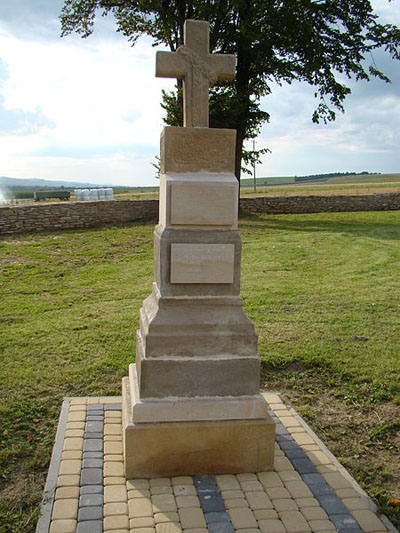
[
  {"left": 74, "top": 189, "right": 82, "bottom": 201},
  {"left": 98, "top": 188, "right": 106, "bottom": 200},
  {"left": 89, "top": 189, "right": 99, "bottom": 200},
  {"left": 105, "top": 188, "right": 114, "bottom": 200},
  {"left": 81, "top": 189, "right": 90, "bottom": 201}
]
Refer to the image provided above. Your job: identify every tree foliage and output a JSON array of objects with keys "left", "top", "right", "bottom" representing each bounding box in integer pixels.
[{"left": 60, "top": 0, "right": 400, "bottom": 181}]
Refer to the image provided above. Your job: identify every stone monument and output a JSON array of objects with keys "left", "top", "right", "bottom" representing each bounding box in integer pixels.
[{"left": 122, "top": 19, "right": 275, "bottom": 478}]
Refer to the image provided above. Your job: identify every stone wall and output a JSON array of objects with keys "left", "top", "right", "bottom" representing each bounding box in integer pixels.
[
  {"left": 240, "top": 193, "right": 400, "bottom": 215},
  {"left": 0, "top": 193, "right": 399, "bottom": 235},
  {"left": 0, "top": 200, "right": 158, "bottom": 235}
]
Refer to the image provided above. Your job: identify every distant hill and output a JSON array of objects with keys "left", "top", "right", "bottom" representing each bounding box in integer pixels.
[{"left": 0, "top": 177, "right": 108, "bottom": 189}]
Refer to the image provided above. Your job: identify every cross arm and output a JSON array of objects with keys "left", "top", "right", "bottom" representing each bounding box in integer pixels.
[
  {"left": 156, "top": 51, "right": 187, "bottom": 79},
  {"left": 210, "top": 54, "right": 236, "bottom": 81}
]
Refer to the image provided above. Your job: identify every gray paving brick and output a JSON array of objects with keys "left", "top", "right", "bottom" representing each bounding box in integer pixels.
[
  {"left": 80, "top": 467, "right": 103, "bottom": 486},
  {"left": 317, "top": 494, "right": 349, "bottom": 515},
  {"left": 329, "top": 513, "right": 361, "bottom": 530},
  {"left": 82, "top": 458, "right": 103, "bottom": 469},
  {"left": 84, "top": 432, "right": 103, "bottom": 440},
  {"left": 86, "top": 415, "right": 104, "bottom": 422},
  {"left": 309, "top": 483, "right": 335, "bottom": 496},
  {"left": 76, "top": 520, "right": 102, "bottom": 533},
  {"left": 194, "top": 475, "right": 218, "bottom": 492},
  {"left": 208, "top": 521, "right": 235, "bottom": 533},
  {"left": 301, "top": 473, "right": 326, "bottom": 485},
  {"left": 80, "top": 485, "right": 103, "bottom": 495},
  {"left": 104, "top": 403, "right": 122, "bottom": 410},
  {"left": 285, "top": 448, "right": 309, "bottom": 460},
  {"left": 277, "top": 438, "right": 298, "bottom": 450},
  {"left": 78, "top": 505, "right": 103, "bottom": 521},
  {"left": 86, "top": 405, "right": 104, "bottom": 411},
  {"left": 291, "top": 457, "right": 318, "bottom": 474},
  {"left": 79, "top": 493, "right": 103, "bottom": 507},
  {"left": 83, "top": 439, "right": 103, "bottom": 453},
  {"left": 199, "top": 492, "right": 226, "bottom": 513},
  {"left": 205, "top": 511, "right": 231, "bottom": 524},
  {"left": 82, "top": 451, "right": 103, "bottom": 459},
  {"left": 85, "top": 421, "right": 104, "bottom": 433}
]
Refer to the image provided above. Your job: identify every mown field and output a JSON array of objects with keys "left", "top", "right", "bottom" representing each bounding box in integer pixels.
[{"left": 1, "top": 210, "right": 399, "bottom": 532}]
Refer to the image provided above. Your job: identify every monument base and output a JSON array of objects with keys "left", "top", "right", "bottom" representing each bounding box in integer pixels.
[{"left": 122, "top": 375, "right": 275, "bottom": 478}]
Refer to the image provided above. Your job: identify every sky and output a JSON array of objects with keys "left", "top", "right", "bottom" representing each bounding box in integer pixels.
[{"left": 0, "top": 1, "right": 399, "bottom": 187}]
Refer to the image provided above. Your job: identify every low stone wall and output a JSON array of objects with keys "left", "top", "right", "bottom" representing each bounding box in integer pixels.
[
  {"left": 240, "top": 193, "right": 400, "bottom": 215},
  {"left": 0, "top": 200, "right": 158, "bottom": 235},
  {"left": 0, "top": 193, "right": 399, "bottom": 235}
]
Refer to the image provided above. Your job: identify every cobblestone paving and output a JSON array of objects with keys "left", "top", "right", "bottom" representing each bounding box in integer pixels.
[{"left": 38, "top": 394, "right": 395, "bottom": 533}]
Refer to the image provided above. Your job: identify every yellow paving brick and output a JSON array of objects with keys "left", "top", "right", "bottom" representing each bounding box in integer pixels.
[
  {"left": 175, "top": 496, "right": 200, "bottom": 508},
  {"left": 275, "top": 450, "right": 285, "bottom": 457},
  {"left": 342, "top": 497, "right": 371, "bottom": 511},
  {"left": 302, "top": 444, "right": 320, "bottom": 451},
  {"left": 49, "top": 519, "right": 77, "bottom": 533},
  {"left": 55, "top": 486, "right": 80, "bottom": 500},
  {"left": 104, "top": 484, "right": 128, "bottom": 503},
  {"left": 274, "top": 409, "right": 292, "bottom": 418},
  {"left": 278, "top": 471, "right": 301, "bottom": 483},
  {"left": 221, "top": 489, "right": 244, "bottom": 499},
  {"left": 127, "top": 479, "right": 150, "bottom": 490},
  {"left": 257, "top": 472, "right": 284, "bottom": 488},
  {"left": 104, "top": 502, "right": 129, "bottom": 517},
  {"left": 241, "top": 480, "right": 264, "bottom": 492},
  {"left": 301, "top": 507, "right": 328, "bottom": 521},
  {"left": 225, "top": 498, "right": 249, "bottom": 509},
  {"left": 105, "top": 530, "right": 129, "bottom": 533},
  {"left": 65, "top": 429, "right": 84, "bottom": 438},
  {"left": 258, "top": 519, "right": 286, "bottom": 533},
  {"left": 317, "top": 465, "right": 337, "bottom": 474},
  {"left": 152, "top": 494, "right": 177, "bottom": 513},
  {"left": 105, "top": 477, "right": 127, "bottom": 486},
  {"left": 174, "top": 485, "right": 197, "bottom": 497},
  {"left": 104, "top": 434, "right": 123, "bottom": 441},
  {"left": 178, "top": 508, "right": 207, "bottom": 529},
  {"left": 273, "top": 499, "right": 299, "bottom": 512},
  {"left": 289, "top": 427, "right": 307, "bottom": 434},
  {"left": 322, "top": 472, "right": 352, "bottom": 490},
  {"left": 59, "top": 460, "right": 81, "bottom": 476},
  {"left": 129, "top": 489, "right": 151, "bottom": 499},
  {"left": 87, "top": 397, "right": 100, "bottom": 403},
  {"left": 130, "top": 528, "right": 155, "bottom": 533},
  {"left": 154, "top": 512, "right": 180, "bottom": 524},
  {"left": 263, "top": 393, "right": 282, "bottom": 404},
  {"left": 51, "top": 499, "right": 78, "bottom": 520},
  {"left": 280, "top": 417, "right": 301, "bottom": 428},
  {"left": 228, "top": 507, "right": 257, "bottom": 529},
  {"left": 67, "top": 411, "right": 86, "bottom": 422},
  {"left": 56, "top": 475, "right": 80, "bottom": 487},
  {"left": 150, "top": 478, "right": 172, "bottom": 487},
  {"left": 131, "top": 517, "right": 156, "bottom": 528},
  {"left": 308, "top": 520, "right": 335, "bottom": 531},
  {"left": 292, "top": 433, "right": 315, "bottom": 446},
  {"left": 61, "top": 450, "right": 82, "bottom": 461},
  {"left": 285, "top": 481, "right": 313, "bottom": 499},
  {"left": 237, "top": 473, "right": 258, "bottom": 481},
  {"left": 351, "top": 510, "right": 387, "bottom": 532},
  {"left": 105, "top": 409, "right": 122, "bottom": 417},
  {"left": 104, "top": 461, "right": 124, "bottom": 477},
  {"left": 216, "top": 474, "right": 241, "bottom": 490},
  {"left": 66, "top": 421, "right": 86, "bottom": 430},
  {"left": 171, "top": 476, "right": 193, "bottom": 486},
  {"left": 105, "top": 441, "right": 123, "bottom": 454},
  {"left": 70, "top": 398, "right": 87, "bottom": 405},
  {"left": 254, "top": 509, "right": 278, "bottom": 520},
  {"left": 267, "top": 487, "right": 291, "bottom": 500},
  {"left": 306, "top": 451, "right": 332, "bottom": 466},
  {"left": 274, "top": 457, "right": 294, "bottom": 471},
  {"left": 63, "top": 437, "right": 83, "bottom": 451},
  {"left": 129, "top": 497, "right": 153, "bottom": 517},
  {"left": 104, "top": 514, "right": 130, "bottom": 530},
  {"left": 155, "top": 523, "right": 182, "bottom": 533},
  {"left": 181, "top": 529, "right": 207, "bottom": 533},
  {"left": 152, "top": 486, "right": 174, "bottom": 495},
  {"left": 69, "top": 405, "right": 86, "bottom": 412},
  {"left": 105, "top": 423, "right": 122, "bottom": 435},
  {"left": 246, "top": 491, "right": 273, "bottom": 510},
  {"left": 105, "top": 454, "right": 124, "bottom": 462},
  {"left": 335, "top": 488, "right": 360, "bottom": 499},
  {"left": 295, "top": 497, "right": 318, "bottom": 508},
  {"left": 236, "top": 529, "right": 260, "bottom": 533},
  {"left": 280, "top": 510, "right": 311, "bottom": 533}
]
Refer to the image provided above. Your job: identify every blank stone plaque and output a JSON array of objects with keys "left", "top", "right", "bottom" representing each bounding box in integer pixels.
[
  {"left": 170, "top": 182, "right": 236, "bottom": 226},
  {"left": 170, "top": 243, "right": 235, "bottom": 284}
]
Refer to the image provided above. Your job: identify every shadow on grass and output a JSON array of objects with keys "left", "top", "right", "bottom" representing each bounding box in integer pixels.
[{"left": 239, "top": 210, "right": 400, "bottom": 241}]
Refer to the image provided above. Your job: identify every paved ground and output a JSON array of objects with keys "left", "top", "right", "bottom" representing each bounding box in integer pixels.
[{"left": 35, "top": 393, "right": 397, "bottom": 533}]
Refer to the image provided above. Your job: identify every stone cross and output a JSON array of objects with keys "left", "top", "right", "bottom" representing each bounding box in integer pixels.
[{"left": 156, "top": 19, "right": 236, "bottom": 128}]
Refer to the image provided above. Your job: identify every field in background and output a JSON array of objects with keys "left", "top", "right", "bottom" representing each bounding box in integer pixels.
[{"left": 1, "top": 211, "right": 400, "bottom": 531}]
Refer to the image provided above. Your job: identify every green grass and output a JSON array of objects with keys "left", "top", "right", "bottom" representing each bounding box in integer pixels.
[{"left": 1, "top": 211, "right": 399, "bottom": 531}]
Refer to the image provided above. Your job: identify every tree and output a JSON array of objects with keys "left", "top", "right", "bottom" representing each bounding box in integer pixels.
[{"left": 60, "top": 0, "right": 400, "bottom": 182}]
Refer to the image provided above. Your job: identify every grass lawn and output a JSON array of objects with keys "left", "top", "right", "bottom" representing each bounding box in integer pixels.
[{"left": 0, "top": 211, "right": 399, "bottom": 532}]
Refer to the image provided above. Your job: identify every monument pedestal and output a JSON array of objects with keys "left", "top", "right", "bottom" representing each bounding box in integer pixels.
[
  {"left": 122, "top": 375, "right": 275, "bottom": 478},
  {"left": 122, "top": 22, "right": 275, "bottom": 477}
]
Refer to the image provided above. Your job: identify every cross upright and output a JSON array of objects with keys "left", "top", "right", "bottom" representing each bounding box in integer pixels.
[{"left": 156, "top": 19, "right": 236, "bottom": 128}]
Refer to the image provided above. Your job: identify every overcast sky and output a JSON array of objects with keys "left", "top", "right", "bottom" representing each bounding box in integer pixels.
[{"left": 0, "top": 1, "right": 399, "bottom": 187}]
